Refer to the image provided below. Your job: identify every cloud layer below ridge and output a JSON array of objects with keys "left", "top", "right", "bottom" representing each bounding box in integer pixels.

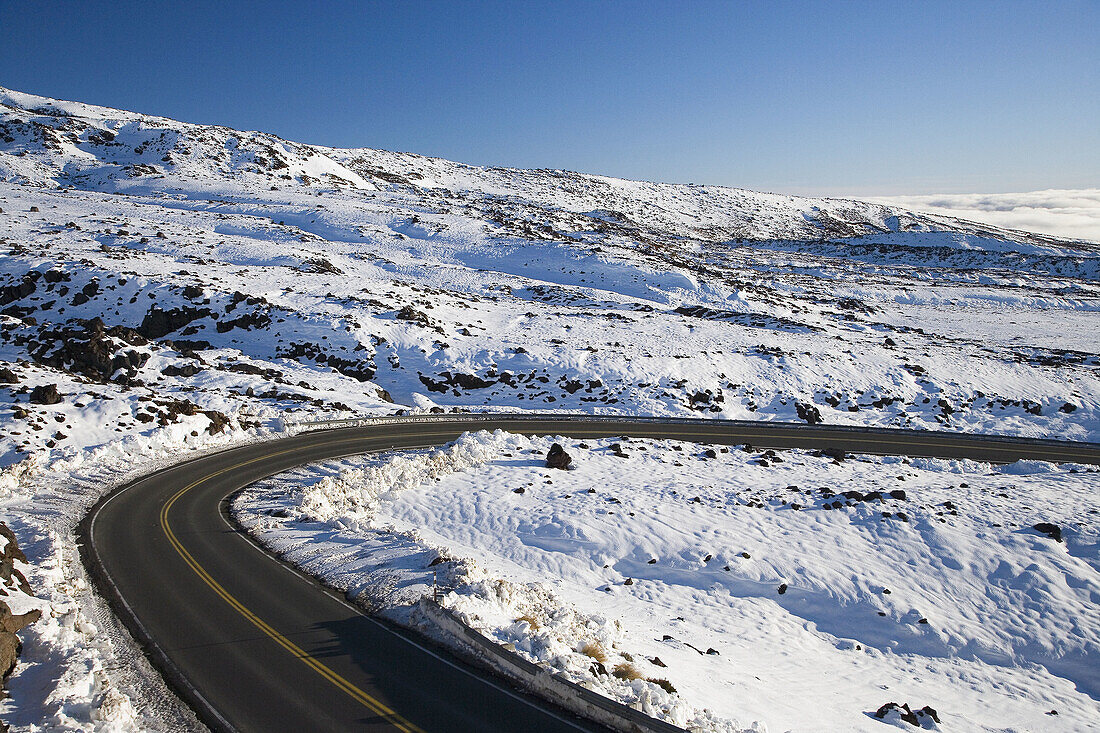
[{"left": 870, "top": 189, "right": 1100, "bottom": 243}]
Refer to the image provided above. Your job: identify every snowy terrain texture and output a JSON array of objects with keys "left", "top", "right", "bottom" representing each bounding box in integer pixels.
[
  {"left": 235, "top": 431, "right": 1100, "bottom": 732},
  {"left": 0, "top": 85, "right": 1096, "bottom": 731}
]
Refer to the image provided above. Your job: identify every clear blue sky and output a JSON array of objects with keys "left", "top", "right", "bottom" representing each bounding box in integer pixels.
[{"left": 2, "top": 0, "right": 1097, "bottom": 195}]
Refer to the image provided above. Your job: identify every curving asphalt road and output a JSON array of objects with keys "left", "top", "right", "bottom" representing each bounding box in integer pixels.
[{"left": 79, "top": 416, "right": 1100, "bottom": 733}]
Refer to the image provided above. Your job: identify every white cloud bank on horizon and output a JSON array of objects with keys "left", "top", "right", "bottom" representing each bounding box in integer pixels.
[{"left": 867, "top": 189, "right": 1100, "bottom": 243}]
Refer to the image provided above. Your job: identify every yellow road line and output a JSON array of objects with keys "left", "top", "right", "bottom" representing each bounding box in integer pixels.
[{"left": 159, "top": 442, "right": 425, "bottom": 733}]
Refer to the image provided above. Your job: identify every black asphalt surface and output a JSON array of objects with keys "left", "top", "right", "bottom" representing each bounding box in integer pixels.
[{"left": 81, "top": 416, "right": 1100, "bottom": 733}]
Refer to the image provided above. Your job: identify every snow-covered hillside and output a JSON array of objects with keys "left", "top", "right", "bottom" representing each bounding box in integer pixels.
[
  {"left": 2, "top": 86, "right": 1071, "bottom": 244},
  {"left": 0, "top": 86, "right": 1097, "bottom": 731}
]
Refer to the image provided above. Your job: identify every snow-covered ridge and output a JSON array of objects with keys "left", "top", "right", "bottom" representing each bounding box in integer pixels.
[{"left": 1, "top": 85, "right": 1085, "bottom": 247}]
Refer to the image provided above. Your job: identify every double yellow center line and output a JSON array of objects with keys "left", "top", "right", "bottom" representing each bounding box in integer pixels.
[{"left": 158, "top": 445, "right": 424, "bottom": 733}]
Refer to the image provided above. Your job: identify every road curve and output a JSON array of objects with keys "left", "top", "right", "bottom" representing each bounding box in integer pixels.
[{"left": 79, "top": 416, "right": 1100, "bottom": 733}]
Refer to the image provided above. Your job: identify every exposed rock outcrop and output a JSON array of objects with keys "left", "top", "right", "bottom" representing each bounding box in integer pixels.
[{"left": 0, "top": 523, "right": 40, "bottom": 694}]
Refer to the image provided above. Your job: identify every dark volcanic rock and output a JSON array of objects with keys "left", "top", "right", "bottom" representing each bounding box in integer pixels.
[
  {"left": 202, "top": 409, "right": 231, "bottom": 435},
  {"left": 873, "top": 701, "right": 939, "bottom": 727},
  {"left": 0, "top": 276, "right": 37, "bottom": 306},
  {"left": 139, "top": 305, "right": 213, "bottom": 339},
  {"left": 161, "top": 363, "right": 203, "bottom": 377},
  {"left": 1, "top": 522, "right": 40, "bottom": 686},
  {"left": 447, "top": 372, "right": 495, "bottom": 390},
  {"left": 418, "top": 374, "right": 449, "bottom": 393},
  {"left": 419, "top": 371, "right": 495, "bottom": 392},
  {"left": 1, "top": 625, "right": 20, "bottom": 682},
  {"left": 26, "top": 319, "right": 150, "bottom": 383},
  {"left": 395, "top": 306, "right": 437, "bottom": 331},
  {"left": 795, "top": 402, "right": 822, "bottom": 425},
  {"left": 29, "top": 384, "right": 61, "bottom": 404},
  {"left": 673, "top": 304, "right": 818, "bottom": 333},
  {"left": 1034, "top": 522, "right": 1063, "bottom": 542},
  {"left": 546, "top": 443, "right": 573, "bottom": 470},
  {"left": 215, "top": 310, "right": 271, "bottom": 333}
]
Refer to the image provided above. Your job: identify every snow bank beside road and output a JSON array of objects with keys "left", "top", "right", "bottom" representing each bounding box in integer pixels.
[
  {"left": 236, "top": 431, "right": 1100, "bottom": 732},
  {"left": 0, "top": 422, "right": 280, "bottom": 732}
]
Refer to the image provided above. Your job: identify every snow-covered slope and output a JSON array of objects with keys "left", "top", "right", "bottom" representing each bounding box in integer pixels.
[{"left": 0, "top": 86, "right": 1097, "bottom": 732}]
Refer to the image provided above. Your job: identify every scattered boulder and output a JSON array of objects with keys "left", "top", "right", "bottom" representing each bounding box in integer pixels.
[
  {"left": 138, "top": 305, "right": 213, "bottom": 339},
  {"left": 202, "top": 409, "right": 231, "bottom": 435},
  {"left": 448, "top": 372, "right": 495, "bottom": 390},
  {"left": 562, "top": 379, "right": 584, "bottom": 394},
  {"left": 873, "top": 702, "right": 939, "bottom": 727},
  {"left": 0, "top": 275, "right": 37, "bottom": 306},
  {"left": 795, "top": 402, "right": 822, "bottom": 425},
  {"left": 419, "top": 371, "right": 495, "bottom": 393},
  {"left": 889, "top": 489, "right": 907, "bottom": 500},
  {"left": 216, "top": 310, "right": 272, "bottom": 333},
  {"left": 546, "top": 443, "right": 572, "bottom": 470},
  {"left": 395, "top": 306, "right": 434, "bottom": 327},
  {"left": 161, "top": 363, "right": 203, "bottom": 378},
  {"left": 1034, "top": 522, "right": 1063, "bottom": 542},
  {"left": 302, "top": 257, "right": 343, "bottom": 275},
  {"left": 29, "top": 384, "right": 61, "bottom": 405},
  {"left": 0, "top": 367, "right": 18, "bottom": 384}
]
